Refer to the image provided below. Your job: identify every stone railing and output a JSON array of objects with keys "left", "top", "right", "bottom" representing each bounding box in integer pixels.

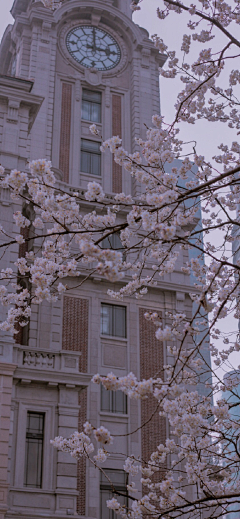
[
  {"left": 13, "top": 345, "right": 82, "bottom": 374},
  {"left": 23, "top": 351, "right": 55, "bottom": 368}
]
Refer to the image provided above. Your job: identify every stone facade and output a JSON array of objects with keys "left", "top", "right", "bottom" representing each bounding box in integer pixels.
[{"left": 0, "top": 1, "right": 209, "bottom": 518}]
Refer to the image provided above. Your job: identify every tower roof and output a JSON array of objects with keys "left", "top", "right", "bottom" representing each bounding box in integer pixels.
[
  {"left": 11, "top": 0, "right": 28, "bottom": 18},
  {"left": 11, "top": 0, "right": 133, "bottom": 19}
]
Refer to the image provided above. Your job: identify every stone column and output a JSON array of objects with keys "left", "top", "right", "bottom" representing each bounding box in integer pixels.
[
  {"left": 0, "top": 363, "right": 16, "bottom": 519},
  {"left": 55, "top": 385, "right": 79, "bottom": 515}
]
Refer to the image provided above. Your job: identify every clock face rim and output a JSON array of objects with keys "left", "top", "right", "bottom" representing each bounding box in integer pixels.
[{"left": 65, "top": 25, "right": 122, "bottom": 71}]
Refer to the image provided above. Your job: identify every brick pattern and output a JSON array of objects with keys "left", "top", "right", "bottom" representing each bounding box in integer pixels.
[
  {"left": 112, "top": 94, "right": 122, "bottom": 193},
  {"left": 130, "top": 60, "right": 141, "bottom": 197},
  {"left": 59, "top": 83, "right": 72, "bottom": 183},
  {"left": 62, "top": 297, "right": 89, "bottom": 373},
  {"left": 15, "top": 227, "right": 30, "bottom": 345},
  {"left": 77, "top": 388, "right": 87, "bottom": 515},
  {"left": 139, "top": 308, "right": 167, "bottom": 482}
]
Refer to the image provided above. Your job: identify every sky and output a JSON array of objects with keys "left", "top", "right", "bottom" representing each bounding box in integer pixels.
[
  {"left": 0, "top": 0, "right": 239, "bottom": 380},
  {"left": 0, "top": 2, "right": 13, "bottom": 39}
]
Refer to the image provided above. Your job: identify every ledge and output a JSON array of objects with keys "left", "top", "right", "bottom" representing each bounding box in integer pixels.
[
  {"left": 0, "top": 74, "right": 34, "bottom": 92},
  {"left": 13, "top": 367, "right": 91, "bottom": 387}
]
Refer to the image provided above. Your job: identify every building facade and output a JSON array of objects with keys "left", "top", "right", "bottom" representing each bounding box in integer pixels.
[{"left": 0, "top": 1, "right": 205, "bottom": 518}]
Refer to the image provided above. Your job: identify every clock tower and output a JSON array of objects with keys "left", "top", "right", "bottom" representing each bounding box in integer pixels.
[
  {"left": 0, "top": 0, "right": 165, "bottom": 193},
  {"left": 0, "top": 2, "right": 195, "bottom": 519}
]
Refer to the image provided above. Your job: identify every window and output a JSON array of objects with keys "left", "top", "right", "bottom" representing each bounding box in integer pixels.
[
  {"left": 102, "top": 233, "right": 123, "bottom": 251},
  {"left": 10, "top": 51, "right": 19, "bottom": 77},
  {"left": 100, "top": 470, "right": 127, "bottom": 519},
  {"left": 101, "top": 233, "right": 126, "bottom": 261},
  {"left": 101, "top": 304, "right": 126, "bottom": 338},
  {"left": 11, "top": 55, "right": 17, "bottom": 77},
  {"left": 81, "top": 139, "right": 101, "bottom": 176},
  {"left": 101, "top": 386, "right": 127, "bottom": 414},
  {"left": 82, "top": 89, "right": 101, "bottom": 123},
  {"left": 24, "top": 412, "right": 44, "bottom": 488}
]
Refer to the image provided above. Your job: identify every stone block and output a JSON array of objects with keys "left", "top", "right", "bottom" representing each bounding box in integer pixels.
[
  {"left": 57, "top": 463, "right": 77, "bottom": 477},
  {"left": 56, "top": 476, "right": 77, "bottom": 490}
]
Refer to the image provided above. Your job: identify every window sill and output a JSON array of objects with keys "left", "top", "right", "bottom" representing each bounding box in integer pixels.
[
  {"left": 100, "top": 334, "right": 127, "bottom": 343},
  {"left": 81, "top": 119, "right": 102, "bottom": 125},
  {"left": 99, "top": 411, "right": 129, "bottom": 420},
  {"left": 9, "top": 487, "right": 54, "bottom": 493},
  {"left": 80, "top": 171, "right": 102, "bottom": 178}
]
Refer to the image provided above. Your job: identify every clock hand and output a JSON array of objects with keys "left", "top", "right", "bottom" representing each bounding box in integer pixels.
[
  {"left": 93, "top": 28, "right": 96, "bottom": 52},
  {"left": 86, "top": 45, "right": 117, "bottom": 56}
]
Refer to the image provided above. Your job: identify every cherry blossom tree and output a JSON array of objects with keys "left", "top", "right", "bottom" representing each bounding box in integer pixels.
[{"left": 1, "top": 0, "right": 240, "bottom": 517}]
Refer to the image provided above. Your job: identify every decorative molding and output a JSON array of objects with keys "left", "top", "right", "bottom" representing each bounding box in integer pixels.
[
  {"left": 7, "top": 100, "right": 20, "bottom": 124},
  {"left": 105, "top": 85, "right": 110, "bottom": 107},
  {"left": 141, "top": 47, "right": 151, "bottom": 69},
  {"left": 91, "top": 13, "right": 101, "bottom": 26},
  {"left": 84, "top": 68, "right": 102, "bottom": 87},
  {"left": 75, "top": 78, "right": 81, "bottom": 102},
  {"left": 13, "top": 366, "right": 91, "bottom": 387},
  {"left": 0, "top": 363, "right": 17, "bottom": 375}
]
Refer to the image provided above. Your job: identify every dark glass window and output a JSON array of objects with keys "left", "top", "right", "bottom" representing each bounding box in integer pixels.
[
  {"left": 100, "top": 470, "right": 128, "bottom": 519},
  {"left": 11, "top": 55, "right": 17, "bottom": 77},
  {"left": 24, "top": 412, "right": 44, "bottom": 488},
  {"left": 82, "top": 89, "right": 102, "bottom": 123},
  {"left": 81, "top": 139, "right": 101, "bottom": 176},
  {"left": 101, "top": 386, "right": 127, "bottom": 414},
  {"left": 101, "top": 233, "right": 126, "bottom": 261},
  {"left": 101, "top": 304, "right": 126, "bottom": 338},
  {"left": 102, "top": 233, "right": 123, "bottom": 250}
]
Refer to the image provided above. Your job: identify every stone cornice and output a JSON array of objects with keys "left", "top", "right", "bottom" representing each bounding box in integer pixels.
[
  {"left": 0, "top": 74, "right": 33, "bottom": 93},
  {"left": 0, "top": 363, "right": 17, "bottom": 375},
  {"left": 0, "top": 80, "right": 44, "bottom": 132},
  {"left": 13, "top": 367, "right": 91, "bottom": 387}
]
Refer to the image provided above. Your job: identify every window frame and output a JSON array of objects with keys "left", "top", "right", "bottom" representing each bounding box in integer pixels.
[
  {"left": 101, "top": 303, "right": 127, "bottom": 338},
  {"left": 81, "top": 138, "right": 101, "bottom": 176},
  {"left": 100, "top": 469, "right": 128, "bottom": 519},
  {"left": 24, "top": 411, "right": 45, "bottom": 488},
  {"left": 101, "top": 385, "right": 127, "bottom": 414},
  {"left": 13, "top": 403, "right": 54, "bottom": 490},
  {"left": 81, "top": 89, "right": 102, "bottom": 123}
]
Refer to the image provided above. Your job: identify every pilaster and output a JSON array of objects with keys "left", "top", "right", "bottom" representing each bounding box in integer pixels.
[
  {"left": 55, "top": 387, "right": 79, "bottom": 515},
  {"left": 0, "top": 363, "right": 17, "bottom": 519}
]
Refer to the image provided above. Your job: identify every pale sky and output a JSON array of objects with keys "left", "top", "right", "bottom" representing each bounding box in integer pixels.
[{"left": 0, "top": 2, "right": 13, "bottom": 39}]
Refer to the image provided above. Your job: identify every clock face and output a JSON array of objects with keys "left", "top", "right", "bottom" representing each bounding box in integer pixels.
[{"left": 66, "top": 26, "right": 121, "bottom": 71}]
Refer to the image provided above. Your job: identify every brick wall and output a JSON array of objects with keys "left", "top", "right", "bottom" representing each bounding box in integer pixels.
[
  {"left": 62, "top": 297, "right": 89, "bottom": 513},
  {"left": 77, "top": 388, "right": 87, "bottom": 515},
  {"left": 62, "top": 296, "right": 89, "bottom": 373},
  {"left": 59, "top": 83, "right": 72, "bottom": 184},
  {"left": 112, "top": 94, "right": 122, "bottom": 193},
  {"left": 139, "top": 308, "right": 167, "bottom": 481},
  {"left": 15, "top": 227, "right": 30, "bottom": 345}
]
